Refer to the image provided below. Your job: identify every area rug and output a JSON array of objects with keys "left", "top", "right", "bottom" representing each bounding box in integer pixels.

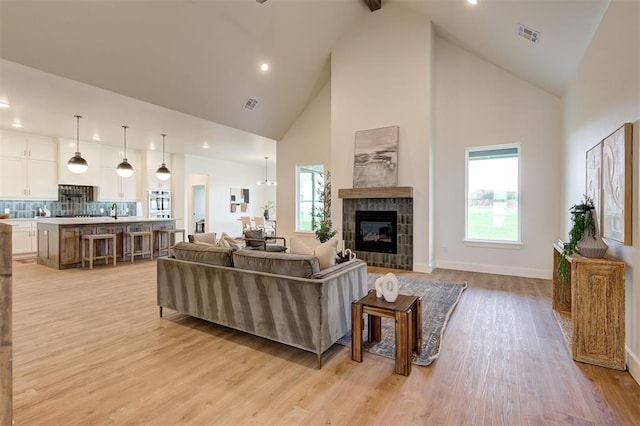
[{"left": 337, "top": 273, "right": 467, "bottom": 366}]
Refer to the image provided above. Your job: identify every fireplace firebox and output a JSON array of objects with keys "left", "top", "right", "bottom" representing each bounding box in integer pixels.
[{"left": 355, "top": 210, "right": 397, "bottom": 254}]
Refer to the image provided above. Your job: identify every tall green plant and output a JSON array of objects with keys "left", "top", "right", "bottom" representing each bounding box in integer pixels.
[
  {"left": 557, "top": 195, "right": 596, "bottom": 283},
  {"left": 314, "top": 171, "right": 338, "bottom": 243}
]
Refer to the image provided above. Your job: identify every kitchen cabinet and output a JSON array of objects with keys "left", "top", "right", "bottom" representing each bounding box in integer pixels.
[
  {"left": 58, "top": 138, "right": 101, "bottom": 186},
  {"left": 7, "top": 220, "right": 37, "bottom": 257},
  {"left": 37, "top": 218, "right": 174, "bottom": 269},
  {"left": 0, "top": 130, "right": 58, "bottom": 199},
  {"left": 98, "top": 146, "right": 139, "bottom": 201}
]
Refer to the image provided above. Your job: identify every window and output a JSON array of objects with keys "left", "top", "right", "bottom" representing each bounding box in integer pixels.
[
  {"left": 466, "top": 144, "right": 520, "bottom": 243},
  {"left": 296, "top": 164, "right": 324, "bottom": 232}
]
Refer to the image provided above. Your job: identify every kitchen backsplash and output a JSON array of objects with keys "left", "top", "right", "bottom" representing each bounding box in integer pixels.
[{"left": 0, "top": 199, "right": 138, "bottom": 219}]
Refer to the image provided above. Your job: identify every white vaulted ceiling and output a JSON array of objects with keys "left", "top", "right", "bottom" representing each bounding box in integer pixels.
[{"left": 0, "top": 0, "right": 609, "bottom": 163}]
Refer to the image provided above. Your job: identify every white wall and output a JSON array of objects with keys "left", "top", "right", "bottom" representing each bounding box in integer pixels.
[
  {"left": 562, "top": 0, "right": 640, "bottom": 383},
  {"left": 331, "top": 3, "right": 433, "bottom": 272},
  {"left": 276, "top": 81, "right": 332, "bottom": 247},
  {"left": 184, "top": 155, "right": 275, "bottom": 237},
  {"left": 433, "top": 37, "right": 562, "bottom": 279}
]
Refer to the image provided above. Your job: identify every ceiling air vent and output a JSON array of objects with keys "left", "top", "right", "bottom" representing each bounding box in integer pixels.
[
  {"left": 243, "top": 97, "right": 258, "bottom": 111},
  {"left": 518, "top": 24, "right": 540, "bottom": 44}
]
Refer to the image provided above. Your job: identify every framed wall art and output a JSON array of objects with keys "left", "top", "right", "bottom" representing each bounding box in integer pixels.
[
  {"left": 353, "top": 125, "right": 399, "bottom": 188},
  {"left": 585, "top": 141, "right": 602, "bottom": 229},
  {"left": 601, "top": 123, "right": 632, "bottom": 244}
]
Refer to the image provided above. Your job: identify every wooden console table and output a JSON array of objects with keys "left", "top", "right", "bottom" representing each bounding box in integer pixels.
[{"left": 552, "top": 243, "right": 625, "bottom": 370}]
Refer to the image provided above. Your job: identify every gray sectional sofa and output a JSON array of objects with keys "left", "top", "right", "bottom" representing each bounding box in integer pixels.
[{"left": 157, "top": 242, "right": 367, "bottom": 368}]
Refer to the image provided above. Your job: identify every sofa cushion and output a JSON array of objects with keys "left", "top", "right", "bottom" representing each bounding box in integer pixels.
[
  {"left": 232, "top": 249, "right": 320, "bottom": 278},
  {"left": 174, "top": 242, "right": 235, "bottom": 267}
]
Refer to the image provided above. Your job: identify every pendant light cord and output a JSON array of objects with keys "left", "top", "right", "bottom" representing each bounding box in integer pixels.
[
  {"left": 122, "top": 125, "right": 128, "bottom": 158},
  {"left": 161, "top": 134, "right": 167, "bottom": 163},
  {"left": 75, "top": 114, "right": 82, "bottom": 152}
]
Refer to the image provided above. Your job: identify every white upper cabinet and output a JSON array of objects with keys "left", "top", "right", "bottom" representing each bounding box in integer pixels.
[
  {"left": 0, "top": 130, "right": 58, "bottom": 199},
  {"left": 57, "top": 138, "right": 101, "bottom": 185},
  {"left": 98, "top": 145, "right": 139, "bottom": 201}
]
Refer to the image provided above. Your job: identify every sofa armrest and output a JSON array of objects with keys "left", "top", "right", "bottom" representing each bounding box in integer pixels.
[{"left": 311, "top": 259, "right": 361, "bottom": 279}]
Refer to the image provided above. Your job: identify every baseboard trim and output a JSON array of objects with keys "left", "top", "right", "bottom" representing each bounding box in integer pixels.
[
  {"left": 413, "top": 262, "right": 433, "bottom": 273},
  {"left": 626, "top": 346, "right": 640, "bottom": 385},
  {"left": 434, "top": 260, "right": 550, "bottom": 279}
]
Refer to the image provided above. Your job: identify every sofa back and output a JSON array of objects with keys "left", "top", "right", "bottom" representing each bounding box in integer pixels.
[
  {"left": 174, "top": 242, "right": 234, "bottom": 267},
  {"left": 232, "top": 249, "right": 320, "bottom": 278}
]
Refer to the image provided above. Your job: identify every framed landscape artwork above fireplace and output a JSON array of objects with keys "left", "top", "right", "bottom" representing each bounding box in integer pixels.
[{"left": 353, "top": 125, "right": 399, "bottom": 188}]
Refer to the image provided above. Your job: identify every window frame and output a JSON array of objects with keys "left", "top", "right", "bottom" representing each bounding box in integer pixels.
[
  {"left": 295, "top": 164, "right": 324, "bottom": 233},
  {"left": 464, "top": 143, "right": 522, "bottom": 245}
]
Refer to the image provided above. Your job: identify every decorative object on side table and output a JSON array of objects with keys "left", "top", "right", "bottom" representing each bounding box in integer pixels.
[
  {"left": 576, "top": 208, "right": 608, "bottom": 258},
  {"left": 336, "top": 248, "right": 356, "bottom": 264},
  {"left": 374, "top": 273, "right": 400, "bottom": 302},
  {"left": 557, "top": 195, "right": 607, "bottom": 284}
]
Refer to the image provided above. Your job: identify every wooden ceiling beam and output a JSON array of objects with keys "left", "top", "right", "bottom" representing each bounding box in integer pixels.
[{"left": 363, "top": 0, "right": 381, "bottom": 12}]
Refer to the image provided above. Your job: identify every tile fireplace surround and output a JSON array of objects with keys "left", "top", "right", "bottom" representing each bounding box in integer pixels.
[{"left": 339, "top": 187, "right": 413, "bottom": 270}]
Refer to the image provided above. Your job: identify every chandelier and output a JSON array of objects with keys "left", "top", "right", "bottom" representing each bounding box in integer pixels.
[{"left": 257, "top": 156, "right": 276, "bottom": 186}]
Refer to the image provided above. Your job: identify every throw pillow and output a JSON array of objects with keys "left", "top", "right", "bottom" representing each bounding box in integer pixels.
[
  {"left": 290, "top": 237, "right": 338, "bottom": 270},
  {"left": 314, "top": 237, "right": 338, "bottom": 269},
  {"left": 244, "top": 229, "right": 265, "bottom": 248},
  {"left": 191, "top": 232, "right": 217, "bottom": 245},
  {"left": 290, "top": 237, "right": 314, "bottom": 255}
]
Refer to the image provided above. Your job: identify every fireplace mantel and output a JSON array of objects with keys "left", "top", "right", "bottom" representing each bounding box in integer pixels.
[{"left": 338, "top": 186, "right": 413, "bottom": 199}]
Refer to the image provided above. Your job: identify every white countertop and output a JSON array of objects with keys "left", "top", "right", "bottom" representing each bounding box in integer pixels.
[{"left": 34, "top": 217, "right": 172, "bottom": 225}]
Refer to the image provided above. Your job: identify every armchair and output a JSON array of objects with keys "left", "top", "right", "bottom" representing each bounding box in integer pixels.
[{"left": 243, "top": 229, "right": 287, "bottom": 252}]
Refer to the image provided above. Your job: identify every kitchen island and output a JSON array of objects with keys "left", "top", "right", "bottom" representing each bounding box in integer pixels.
[{"left": 36, "top": 217, "right": 176, "bottom": 269}]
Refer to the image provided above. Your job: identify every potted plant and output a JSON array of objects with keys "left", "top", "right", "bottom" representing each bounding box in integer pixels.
[
  {"left": 261, "top": 201, "right": 275, "bottom": 220},
  {"left": 314, "top": 171, "right": 338, "bottom": 243},
  {"left": 557, "top": 195, "right": 606, "bottom": 283}
]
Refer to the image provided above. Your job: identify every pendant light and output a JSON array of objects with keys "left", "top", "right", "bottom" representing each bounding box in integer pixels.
[
  {"left": 156, "top": 133, "right": 171, "bottom": 181},
  {"left": 116, "top": 125, "right": 134, "bottom": 178},
  {"left": 257, "top": 156, "right": 276, "bottom": 186},
  {"left": 67, "top": 115, "right": 88, "bottom": 174}
]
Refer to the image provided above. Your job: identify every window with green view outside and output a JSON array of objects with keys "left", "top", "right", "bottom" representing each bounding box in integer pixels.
[
  {"left": 296, "top": 164, "right": 324, "bottom": 232},
  {"left": 466, "top": 145, "right": 520, "bottom": 242}
]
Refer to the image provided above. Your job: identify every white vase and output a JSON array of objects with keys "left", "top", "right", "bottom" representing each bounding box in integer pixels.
[{"left": 577, "top": 210, "right": 608, "bottom": 258}]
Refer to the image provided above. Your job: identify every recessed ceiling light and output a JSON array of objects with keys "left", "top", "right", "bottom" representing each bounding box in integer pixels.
[
  {"left": 0, "top": 101, "right": 10, "bottom": 108},
  {"left": 12, "top": 122, "right": 22, "bottom": 128},
  {"left": 149, "top": 144, "right": 156, "bottom": 150},
  {"left": 92, "top": 133, "right": 101, "bottom": 141},
  {"left": 203, "top": 142, "right": 209, "bottom": 149},
  {"left": 261, "top": 63, "right": 269, "bottom": 72},
  {"left": 468, "top": 0, "right": 478, "bottom": 5}
]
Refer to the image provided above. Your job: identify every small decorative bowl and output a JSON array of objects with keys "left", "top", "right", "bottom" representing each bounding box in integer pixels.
[{"left": 0, "top": 213, "right": 10, "bottom": 219}]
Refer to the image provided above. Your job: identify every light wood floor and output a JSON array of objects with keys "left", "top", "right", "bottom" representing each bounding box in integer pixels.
[{"left": 9, "top": 260, "right": 640, "bottom": 425}]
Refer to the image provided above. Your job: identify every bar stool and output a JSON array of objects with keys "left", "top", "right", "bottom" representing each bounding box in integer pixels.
[
  {"left": 124, "top": 230, "right": 153, "bottom": 263},
  {"left": 82, "top": 233, "right": 117, "bottom": 269},
  {"left": 155, "top": 228, "right": 185, "bottom": 257}
]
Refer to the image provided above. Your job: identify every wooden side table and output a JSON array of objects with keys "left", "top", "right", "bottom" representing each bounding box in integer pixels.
[
  {"left": 552, "top": 243, "right": 626, "bottom": 370},
  {"left": 351, "top": 290, "right": 422, "bottom": 376}
]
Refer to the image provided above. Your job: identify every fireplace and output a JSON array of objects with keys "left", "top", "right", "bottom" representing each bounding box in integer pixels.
[
  {"left": 356, "top": 210, "right": 397, "bottom": 254},
  {"left": 340, "top": 187, "right": 413, "bottom": 270}
]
